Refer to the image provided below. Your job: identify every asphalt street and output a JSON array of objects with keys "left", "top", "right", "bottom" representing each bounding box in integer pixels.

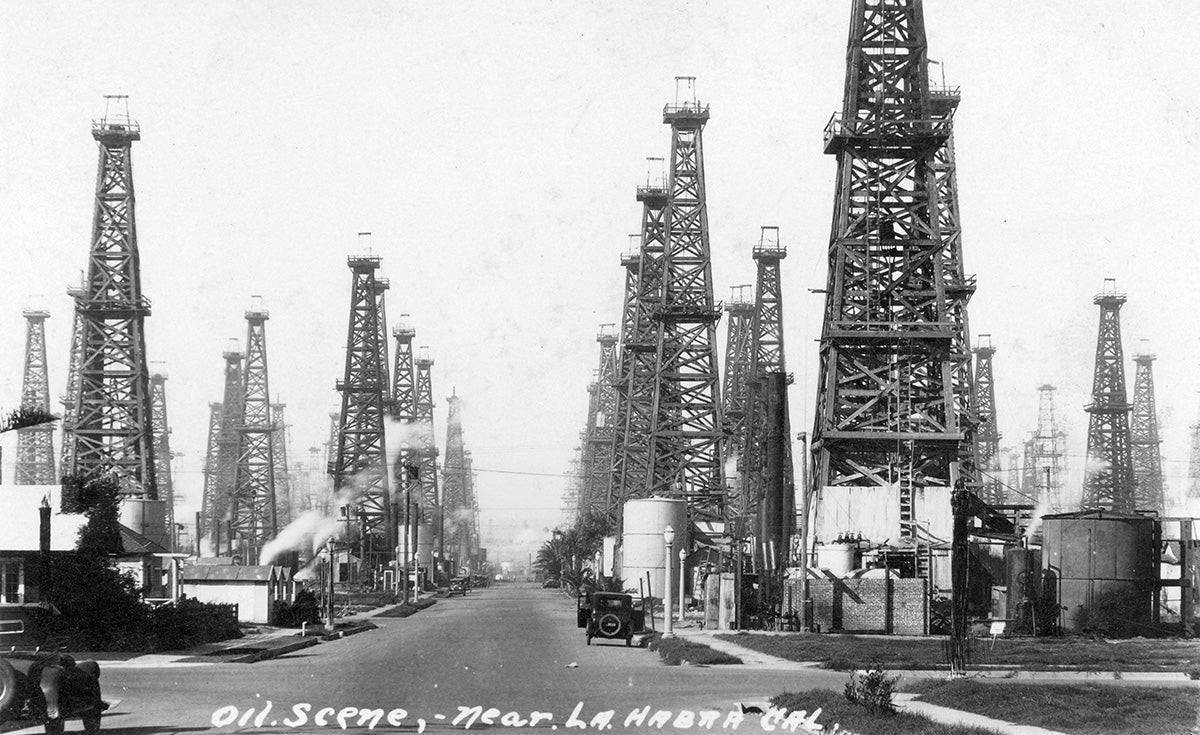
[{"left": 46, "top": 583, "right": 849, "bottom": 734}]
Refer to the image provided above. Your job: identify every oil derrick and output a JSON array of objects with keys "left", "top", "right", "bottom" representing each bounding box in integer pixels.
[
  {"left": 230, "top": 300, "right": 278, "bottom": 563},
  {"left": 200, "top": 402, "right": 223, "bottom": 550},
  {"left": 374, "top": 279, "right": 391, "bottom": 400},
  {"left": 1021, "top": 385, "right": 1066, "bottom": 510},
  {"left": 65, "top": 96, "right": 157, "bottom": 496},
  {"left": 973, "top": 335, "right": 1003, "bottom": 504},
  {"left": 464, "top": 449, "right": 481, "bottom": 566},
  {"left": 1130, "top": 343, "right": 1166, "bottom": 513},
  {"left": 575, "top": 381, "right": 599, "bottom": 516},
  {"left": 390, "top": 316, "right": 420, "bottom": 544},
  {"left": 579, "top": 326, "right": 618, "bottom": 518},
  {"left": 442, "top": 392, "right": 469, "bottom": 568},
  {"left": 148, "top": 368, "right": 175, "bottom": 549},
  {"left": 270, "top": 402, "right": 293, "bottom": 527},
  {"left": 59, "top": 281, "right": 85, "bottom": 479},
  {"left": 721, "top": 286, "right": 755, "bottom": 517},
  {"left": 413, "top": 348, "right": 441, "bottom": 529},
  {"left": 15, "top": 310, "right": 55, "bottom": 484},
  {"left": 747, "top": 226, "right": 793, "bottom": 565},
  {"left": 812, "top": 1, "right": 980, "bottom": 541},
  {"left": 612, "top": 159, "right": 668, "bottom": 520},
  {"left": 646, "top": 78, "right": 726, "bottom": 518},
  {"left": 332, "top": 254, "right": 392, "bottom": 570},
  {"left": 1082, "top": 279, "right": 1136, "bottom": 512},
  {"left": 201, "top": 342, "right": 244, "bottom": 547}
]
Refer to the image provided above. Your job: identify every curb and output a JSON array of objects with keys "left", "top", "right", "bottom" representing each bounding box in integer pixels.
[
  {"left": 229, "top": 636, "right": 322, "bottom": 663},
  {"left": 320, "top": 621, "right": 378, "bottom": 642}
]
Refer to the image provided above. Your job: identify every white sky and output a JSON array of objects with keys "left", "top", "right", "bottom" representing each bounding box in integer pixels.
[{"left": 1, "top": 2, "right": 1198, "bottom": 565}]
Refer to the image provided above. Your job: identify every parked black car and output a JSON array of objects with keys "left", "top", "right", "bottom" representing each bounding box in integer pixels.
[
  {"left": 448, "top": 577, "right": 470, "bottom": 596},
  {"left": 0, "top": 651, "right": 107, "bottom": 735},
  {"left": 577, "top": 592, "right": 642, "bottom": 646}
]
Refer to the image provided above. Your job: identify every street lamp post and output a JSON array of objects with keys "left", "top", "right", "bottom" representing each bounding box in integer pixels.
[
  {"left": 663, "top": 525, "right": 675, "bottom": 637},
  {"left": 677, "top": 548, "right": 687, "bottom": 623}
]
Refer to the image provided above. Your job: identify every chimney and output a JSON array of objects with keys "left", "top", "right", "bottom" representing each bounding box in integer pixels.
[{"left": 39, "top": 495, "right": 51, "bottom": 554}]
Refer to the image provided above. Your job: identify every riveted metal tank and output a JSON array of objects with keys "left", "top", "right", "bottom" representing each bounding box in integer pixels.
[
  {"left": 620, "top": 497, "right": 686, "bottom": 602},
  {"left": 1041, "top": 511, "right": 1156, "bottom": 634}
]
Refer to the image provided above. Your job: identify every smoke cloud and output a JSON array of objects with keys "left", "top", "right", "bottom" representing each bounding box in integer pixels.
[{"left": 260, "top": 510, "right": 346, "bottom": 566}]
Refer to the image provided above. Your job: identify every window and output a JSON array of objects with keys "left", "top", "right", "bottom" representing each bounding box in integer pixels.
[{"left": 0, "top": 560, "right": 23, "bottom": 603}]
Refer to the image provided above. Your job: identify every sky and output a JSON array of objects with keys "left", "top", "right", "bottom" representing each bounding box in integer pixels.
[{"left": 1, "top": 2, "right": 1199, "bottom": 566}]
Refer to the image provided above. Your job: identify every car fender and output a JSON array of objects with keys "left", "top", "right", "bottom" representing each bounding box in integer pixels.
[
  {"left": 0, "top": 657, "right": 17, "bottom": 720},
  {"left": 39, "top": 666, "right": 64, "bottom": 720}
]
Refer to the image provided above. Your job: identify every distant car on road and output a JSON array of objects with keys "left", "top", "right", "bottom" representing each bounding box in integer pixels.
[
  {"left": 448, "top": 577, "right": 470, "bottom": 596},
  {"left": 0, "top": 651, "right": 107, "bottom": 735},
  {"left": 577, "top": 592, "right": 641, "bottom": 647}
]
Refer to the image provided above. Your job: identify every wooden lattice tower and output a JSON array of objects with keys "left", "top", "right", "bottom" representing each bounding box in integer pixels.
[
  {"left": 230, "top": 301, "right": 278, "bottom": 563},
  {"left": 66, "top": 96, "right": 158, "bottom": 496},
  {"left": 1130, "top": 344, "right": 1166, "bottom": 513},
  {"left": 608, "top": 235, "right": 642, "bottom": 521},
  {"left": 391, "top": 317, "right": 420, "bottom": 534},
  {"left": 748, "top": 227, "right": 794, "bottom": 555},
  {"left": 413, "top": 348, "right": 441, "bottom": 533},
  {"left": 1021, "top": 384, "right": 1067, "bottom": 509},
  {"left": 612, "top": 161, "right": 668, "bottom": 521},
  {"left": 812, "top": 1, "right": 971, "bottom": 538},
  {"left": 58, "top": 282, "right": 85, "bottom": 479},
  {"left": 149, "top": 368, "right": 175, "bottom": 549},
  {"left": 200, "top": 401, "right": 223, "bottom": 550},
  {"left": 15, "top": 309, "right": 56, "bottom": 484},
  {"left": 332, "top": 254, "right": 393, "bottom": 568},
  {"left": 721, "top": 286, "right": 755, "bottom": 516},
  {"left": 973, "top": 335, "right": 1003, "bottom": 504},
  {"left": 579, "top": 326, "right": 618, "bottom": 518},
  {"left": 374, "top": 279, "right": 391, "bottom": 400},
  {"left": 442, "top": 392, "right": 469, "bottom": 566},
  {"left": 201, "top": 343, "right": 244, "bottom": 546},
  {"left": 270, "top": 402, "right": 293, "bottom": 527},
  {"left": 1082, "top": 279, "right": 1136, "bottom": 512},
  {"left": 646, "top": 78, "right": 726, "bottom": 519}
]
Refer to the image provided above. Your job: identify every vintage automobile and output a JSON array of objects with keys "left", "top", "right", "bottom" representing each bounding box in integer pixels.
[
  {"left": 577, "top": 592, "right": 642, "bottom": 646},
  {"left": 448, "top": 577, "right": 470, "bottom": 596},
  {"left": 0, "top": 651, "right": 107, "bottom": 734}
]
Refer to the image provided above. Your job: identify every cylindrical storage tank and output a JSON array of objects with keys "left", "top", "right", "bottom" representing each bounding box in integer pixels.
[
  {"left": 120, "top": 498, "right": 170, "bottom": 550},
  {"left": 415, "top": 523, "right": 435, "bottom": 566},
  {"left": 1005, "top": 547, "right": 1043, "bottom": 620},
  {"left": 815, "top": 542, "right": 856, "bottom": 577},
  {"left": 1041, "top": 512, "right": 1156, "bottom": 634},
  {"left": 620, "top": 497, "right": 687, "bottom": 604}
]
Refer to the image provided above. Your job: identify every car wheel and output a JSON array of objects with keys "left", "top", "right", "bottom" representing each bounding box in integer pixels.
[
  {"left": 83, "top": 714, "right": 102, "bottom": 735},
  {"left": 0, "top": 658, "right": 17, "bottom": 717},
  {"left": 44, "top": 718, "right": 64, "bottom": 735}
]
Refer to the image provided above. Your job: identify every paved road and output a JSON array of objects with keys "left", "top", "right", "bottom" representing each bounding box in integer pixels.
[{"left": 42, "top": 583, "right": 849, "bottom": 734}]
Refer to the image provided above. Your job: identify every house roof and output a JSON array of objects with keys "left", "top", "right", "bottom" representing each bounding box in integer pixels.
[
  {"left": 118, "top": 524, "right": 169, "bottom": 555},
  {"left": 0, "top": 485, "right": 87, "bottom": 552},
  {"left": 181, "top": 564, "right": 290, "bottom": 582}
]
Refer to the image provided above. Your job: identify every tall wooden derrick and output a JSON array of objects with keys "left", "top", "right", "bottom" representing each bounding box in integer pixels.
[
  {"left": 230, "top": 302, "right": 278, "bottom": 563},
  {"left": 464, "top": 449, "right": 480, "bottom": 565},
  {"left": 332, "top": 255, "right": 392, "bottom": 570},
  {"left": 15, "top": 310, "right": 56, "bottom": 484},
  {"left": 747, "top": 227, "right": 794, "bottom": 564},
  {"left": 200, "top": 402, "right": 223, "bottom": 549},
  {"left": 973, "top": 335, "right": 1003, "bottom": 505},
  {"left": 59, "top": 282, "right": 85, "bottom": 479},
  {"left": 148, "top": 368, "right": 175, "bottom": 549},
  {"left": 65, "top": 97, "right": 158, "bottom": 496},
  {"left": 574, "top": 379, "right": 599, "bottom": 517},
  {"left": 1082, "top": 280, "right": 1136, "bottom": 512},
  {"left": 578, "top": 327, "right": 618, "bottom": 518},
  {"left": 1021, "top": 384, "right": 1066, "bottom": 509},
  {"left": 812, "top": 1, "right": 981, "bottom": 543},
  {"left": 442, "top": 392, "right": 470, "bottom": 567},
  {"left": 606, "top": 235, "right": 641, "bottom": 522},
  {"left": 721, "top": 286, "right": 755, "bottom": 519},
  {"left": 374, "top": 279, "right": 391, "bottom": 400},
  {"left": 413, "top": 348, "right": 442, "bottom": 546},
  {"left": 200, "top": 343, "right": 244, "bottom": 548},
  {"left": 391, "top": 316, "right": 420, "bottom": 545},
  {"left": 646, "top": 78, "right": 726, "bottom": 519},
  {"left": 270, "top": 402, "right": 293, "bottom": 527},
  {"left": 1130, "top": 345, "right": 1166, "bottom": 513},
  {"left": 612, "top": 162, "right": 668, "bottom": 521}
]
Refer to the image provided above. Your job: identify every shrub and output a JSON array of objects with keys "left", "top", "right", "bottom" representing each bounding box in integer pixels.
[
  {"left": 1078, "top": 588, "right": 1152, "bottom": 639},
  {"left": 271, "top": 590, "right": 322, "bottom": 628},
  {"left": 843, "top": 664, "right": 900, "bottom": 715}
]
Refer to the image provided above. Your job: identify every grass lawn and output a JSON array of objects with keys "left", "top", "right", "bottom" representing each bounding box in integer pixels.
[
  {"left": 648, "top": 636, "right": 742, "bottom": 666},
  {"left": 375, "top": 598, "right": 438, "bottom": 618},
  {"left": 717, "top": 632, "right": 1200, "bottom": 672},
  {"left": 769, "top": 689, "right": 1002, "bottom": 735},
  {"left": 907, "top": 679, "right": 1199, "bottom": 735}
]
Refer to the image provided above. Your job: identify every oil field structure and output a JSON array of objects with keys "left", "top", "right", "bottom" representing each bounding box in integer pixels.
[{"left": 562, "top": 0, "right": 1198, "bottom": 639}]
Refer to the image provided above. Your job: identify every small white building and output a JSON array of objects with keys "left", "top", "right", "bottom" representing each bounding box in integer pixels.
[{"left": 180, "top": 564, "right": 296, "bottom": 623}]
